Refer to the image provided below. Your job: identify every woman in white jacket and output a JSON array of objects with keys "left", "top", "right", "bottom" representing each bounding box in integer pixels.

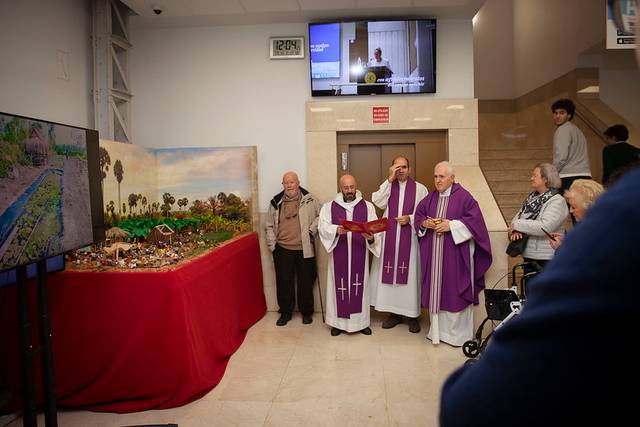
[{"left": 509, "top": 163, "right": 569, "bottom": 274}]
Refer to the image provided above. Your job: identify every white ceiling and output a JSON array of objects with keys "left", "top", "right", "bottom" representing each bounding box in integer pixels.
[{"left": 121, "top": 0, "right": 486, "bottom": 28}]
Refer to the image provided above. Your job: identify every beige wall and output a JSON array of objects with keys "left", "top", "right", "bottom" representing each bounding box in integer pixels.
[
  {"left": 600, "top": 50, "right": 640, "bottom": 129},
  {"left": 513, "top": 0, "right": 604, "bottom": 97},
  {"left": 473, "top": 0, "right": 515, "bottom": 99},
  {"left": 474, "top": 0, "right": 606, "bottom": 100},
  {"left": 0, "top": 0, "right": 93, "bottom": 128}
]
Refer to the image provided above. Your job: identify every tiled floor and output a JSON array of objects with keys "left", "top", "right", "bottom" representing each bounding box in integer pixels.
[{"left": 6, "top": 311, "right": 467, "bottom": 427}]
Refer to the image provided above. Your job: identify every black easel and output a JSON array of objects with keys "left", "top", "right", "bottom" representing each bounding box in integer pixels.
[{"left": 16, "top": 259, "right": 58, "bottom": 427}]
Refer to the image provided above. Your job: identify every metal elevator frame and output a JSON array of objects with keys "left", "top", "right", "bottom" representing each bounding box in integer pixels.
[{"left": 92, "top": 0, "right": 133, "bottom": 143}]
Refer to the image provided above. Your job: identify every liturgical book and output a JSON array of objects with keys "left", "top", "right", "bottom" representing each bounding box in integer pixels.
[{"left": 341, "top": 218, "right": 389, "bottom": 234}]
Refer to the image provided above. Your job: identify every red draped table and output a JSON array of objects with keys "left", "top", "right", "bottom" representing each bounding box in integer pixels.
[{"left": 0, "top": 232, "right": 266, "bottom": 412}]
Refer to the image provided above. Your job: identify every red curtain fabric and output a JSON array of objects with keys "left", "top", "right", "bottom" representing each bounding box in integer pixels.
[{"left": 0, "top": 232, "right": 266, "bottom": 412}]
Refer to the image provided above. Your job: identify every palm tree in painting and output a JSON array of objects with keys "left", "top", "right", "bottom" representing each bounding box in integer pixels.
[
  {"left": 216, "top": 192, "right": 227, "bottom": 216},
  {"left": 128, "top": 193, "right": 138, "bottom": 216},
  {"left": 141, "top": 196, "right": 147, "bottom": 214},
  {"left": 99, "top": 147, "right": 111, "bottom": 194},
  {"left": 114, "top": 159, "right": 124, "bottom": 213},
  {"left": 107, "top": 200, "right": 115, "bottom": 220},
  {"left": 208, "top": 196, "right": 217, "bottom": 214},
  {"left": 162, "top": 192, "right": 176, "bottom": 218},
  {"left": 177, "top": 197, "right": 189, "bottom": 211}
]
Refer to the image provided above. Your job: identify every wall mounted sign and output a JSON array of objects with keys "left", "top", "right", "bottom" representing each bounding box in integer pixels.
[{"left": 372, "top": 106, "right": 390, "bottom": 124}]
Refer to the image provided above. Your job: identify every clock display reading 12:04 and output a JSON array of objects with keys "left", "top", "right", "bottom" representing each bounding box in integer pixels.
[{"left": 270, "top": 37, "right": 304, "bottom": 59}]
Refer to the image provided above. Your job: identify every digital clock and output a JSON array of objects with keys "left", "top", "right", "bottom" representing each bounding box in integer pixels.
[{"left": 269, "top": 36, "right": 305, "bottom": 59}]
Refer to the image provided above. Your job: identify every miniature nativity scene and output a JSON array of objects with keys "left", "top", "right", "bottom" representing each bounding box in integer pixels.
[{"left": 68, "top": 140, "right": 257, "bottom": 271}]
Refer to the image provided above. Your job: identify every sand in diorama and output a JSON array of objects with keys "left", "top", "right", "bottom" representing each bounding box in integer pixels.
[
  {"left": 0, "top": 114, "right": 93, "bottom": 271},
  {"left": 76, "top": 141, "right": 255, "bottom": 270}
]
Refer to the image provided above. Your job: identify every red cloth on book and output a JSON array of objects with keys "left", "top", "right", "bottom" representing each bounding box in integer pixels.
[{"left": 340, "top": 217, "right": 388, "bottom": 234}]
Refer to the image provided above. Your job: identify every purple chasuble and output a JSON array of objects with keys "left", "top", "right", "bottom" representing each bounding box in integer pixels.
[
  {"left": 381, "top": 178, "right": 417, "bottom": 285},
  {"left": 331, "top": 200, "right": 368, "bottom": 318},
  {"left": 414, "top": 183, "right": 493, "bottom": 312}
]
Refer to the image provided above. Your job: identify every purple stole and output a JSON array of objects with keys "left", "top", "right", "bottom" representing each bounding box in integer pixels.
[
  {"left": 381, "top": 178, "right": 417, "bottom": 285},
  {"left": 331, "top": 199, "right": 368, "bottom": 318}
]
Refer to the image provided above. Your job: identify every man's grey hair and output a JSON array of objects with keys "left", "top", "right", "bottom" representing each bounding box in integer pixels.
[
  {"left": 282, "top": 171, "right": 299, "bottom": 184},
  {"left": 536, "top": 163, "right": 561, "bottom": 189},
  {"left": 435, "top": 161, "right": 455, "bottom": 176}
]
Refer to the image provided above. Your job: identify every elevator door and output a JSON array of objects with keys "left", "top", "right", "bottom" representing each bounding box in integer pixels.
[
  {"left": 337, "top": 131, "right": 447, "bottom": 216},
  {"left": 347, "top": 144, "right": 415, "bottom": 217}
]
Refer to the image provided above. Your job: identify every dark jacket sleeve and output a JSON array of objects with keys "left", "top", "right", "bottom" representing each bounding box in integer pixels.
[{"left": 602, "top": 145, "right": 613, "bottom": 184}]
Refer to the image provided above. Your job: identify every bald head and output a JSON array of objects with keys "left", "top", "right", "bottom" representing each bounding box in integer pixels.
[
  {"left": 339, "top": 174, "right": 357, "bottom": 202},
  {"left": 282, "top": 171, "right": 300, "bottom": 197}
]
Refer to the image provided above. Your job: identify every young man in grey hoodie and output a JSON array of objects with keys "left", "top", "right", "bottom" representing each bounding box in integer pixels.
[{"left": 551, "top": 98, "right": 591, "bottom": 222}]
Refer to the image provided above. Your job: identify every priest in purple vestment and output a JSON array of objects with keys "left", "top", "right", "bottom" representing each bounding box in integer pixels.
[
  {"left": 319, "top": 175, "right": 381, "bottom": 336},
  {"left": 414, "top": 162, "right": 492, "bottom": 347},
  {"left": 370, "top": 156, "right": 429, "bottom": 333}
]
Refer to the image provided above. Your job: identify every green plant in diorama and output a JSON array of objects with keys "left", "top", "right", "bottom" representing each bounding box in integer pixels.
[{"left": 116, "top": 216, "right": 201, "bottom": 240}]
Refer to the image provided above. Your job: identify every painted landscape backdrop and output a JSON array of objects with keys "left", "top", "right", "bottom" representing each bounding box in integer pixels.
[
  {"left": 99, "top": 140, "right": 255, "bottom": 241},
  {"left": 0, "top": 114, "right": 93, "bottom": 271}
]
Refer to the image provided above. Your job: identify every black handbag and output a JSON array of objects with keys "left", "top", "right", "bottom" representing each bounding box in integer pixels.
[{"left": 506, "top": 235, "right": 528, "bottom": 257}]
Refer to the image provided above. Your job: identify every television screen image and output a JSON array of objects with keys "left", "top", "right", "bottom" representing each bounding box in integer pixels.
[
  {"left": 309, "top": 19, "right": 436, "bottom": 96},
  {"left": 0, "top": 112, "right": 104, "bottom": 273}
]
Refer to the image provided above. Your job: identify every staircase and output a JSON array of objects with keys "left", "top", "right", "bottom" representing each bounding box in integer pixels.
[
  {"left": 478, "top": 67, "right": 638, "bottom": 222},
  {"left": 481, "top": 148, "right": 551, "bottom": 222}
]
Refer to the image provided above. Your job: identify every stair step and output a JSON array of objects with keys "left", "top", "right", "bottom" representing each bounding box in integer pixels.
[
  {"left": 501, "top": 205, "right": 523, "bottom": 219},
  {"left": 495, "top": 193, "right": 529, "bottom": 205},
  {"left": 480, "top": 148, "right": 551, "bottom": 160},
  {"left": 484, "top": 169, "right": 533, "bottom": 181},
  {"left": 489, "top": 181, "right": 531, "bottom": 192},
  {"left": 478, "top": 138, "right": 553, "bottom": 149},
  {"left": 482, "top": 159, "right": 549, "bottom": 170}
]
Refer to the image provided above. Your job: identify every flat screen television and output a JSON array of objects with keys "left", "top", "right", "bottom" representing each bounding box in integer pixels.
[
  {"left": 0, "top": 112, "right": 105, "bottom": 273},
  {"left": 309, "top": 19, "right": 436, "bottom": 96}
]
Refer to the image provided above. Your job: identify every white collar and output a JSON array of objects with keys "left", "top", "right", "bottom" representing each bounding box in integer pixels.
[
  {"left": 333, "top": 190, "right": 363, "bottom": 209},
  {"left": 439, "top": 185, "right": 452, "bottom": 197}
]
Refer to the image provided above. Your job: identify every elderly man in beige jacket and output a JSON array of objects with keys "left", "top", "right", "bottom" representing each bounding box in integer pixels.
[{"left": 265, "top": 171, "right": 321, "bottom": 326}]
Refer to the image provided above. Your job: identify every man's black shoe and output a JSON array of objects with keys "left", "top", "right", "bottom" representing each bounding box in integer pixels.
[
  {"left": 382, "top": 313, "right": 402, "bottom": 329},
  {"left": 302, "top": 314, "right": 313, "bottom": 324},
  {"left": 331, "top": 327, "right": 343, "bottom": 336},
  {"left": 360, "top": 327, "right": 372, "bottom": 335},
  {"left": 276, "top": 313, "right": 291, "bottom": 326},
  {"left": 407, "top": 317, "right": 421, "bottom": 333}
]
